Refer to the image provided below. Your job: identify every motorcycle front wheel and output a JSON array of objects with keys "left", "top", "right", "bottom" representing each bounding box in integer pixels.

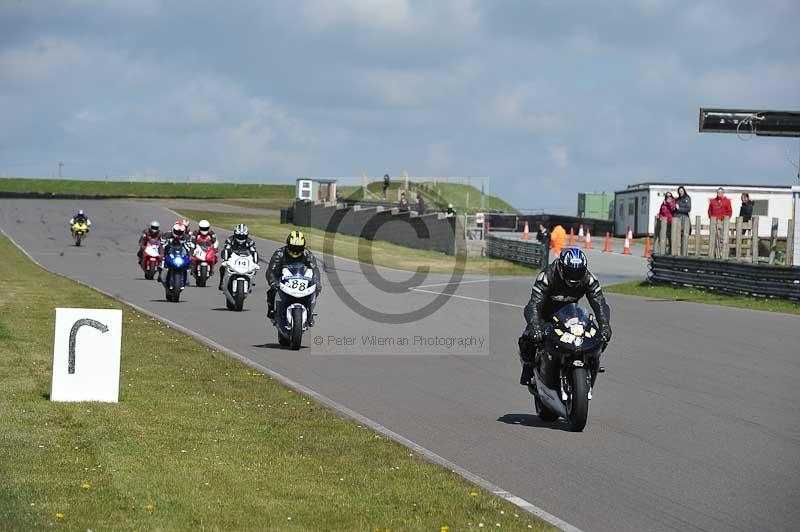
[
  {"left": 566, "top": 367, "right": 589, "bottom": 432},
  {"left": 289, "top": 306, "right": 303, "bottom": 350},
  {"left": 75, "top": 233, "right": 82, "bottom": 246},
  {"left": 196, "top": 264, "right": 208, "bottom": 287}
]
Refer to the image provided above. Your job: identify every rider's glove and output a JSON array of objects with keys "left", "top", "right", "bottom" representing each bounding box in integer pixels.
[
  {"left": 526, "top": 324, "right": 544, "bottom": 344},
  {"left": 600, "top": 324, "right": 612, "bottom": 343}
]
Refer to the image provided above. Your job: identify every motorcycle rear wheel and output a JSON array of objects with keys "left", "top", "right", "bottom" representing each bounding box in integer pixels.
[
  {"left": 533, "top": 394, "right": 559, "bottom": 422},
  {"left": 145, "top": 262, "right": 156, "bottom": 280}
]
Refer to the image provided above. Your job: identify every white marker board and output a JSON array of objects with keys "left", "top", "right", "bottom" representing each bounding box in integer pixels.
[{"left": 51, "top": 308, "right": 122, "bottom": 403}]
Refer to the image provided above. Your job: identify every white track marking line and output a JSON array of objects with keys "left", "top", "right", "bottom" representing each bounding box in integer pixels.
[
  {"left": 410, "top": 287, "right": 524, "bottom": 308},
  {"left": 412, "top": 276, "right": 523, "bottom": 289},
  {"left": 0, "top": 222, "right": 585, "bottom": 532}
]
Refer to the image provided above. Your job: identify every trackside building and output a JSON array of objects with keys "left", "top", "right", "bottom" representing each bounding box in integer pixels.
[{"left": 614, "top": 182, "right": 794, "bottom": 237}]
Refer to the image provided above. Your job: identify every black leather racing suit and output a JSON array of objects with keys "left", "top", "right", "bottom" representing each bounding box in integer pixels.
[
  {"left": 520, "top": 260, "right": 612, "bottom": 377},
  {"left": 266, "top": 247, "right": 321, "bottom": 323},
  {"left": 218, "top": 236, "right": 259, "bottom": 289}
]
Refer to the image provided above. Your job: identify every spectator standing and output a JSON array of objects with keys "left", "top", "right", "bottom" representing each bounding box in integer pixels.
[
  {"left": 708, "top": 187, "right": 733, "bottom": 257},
  {"left": 536, "top": 223, "right": 551, "bottom": 266},
  {"left": 550, "top": 224, "right": 567, "bottom": 257},
  {"left": 383, "top": 174, "right": 390, "bottom": 200},
  {"left": 398, "top": 192, "right": 410, "bottom": 212},
  {"left": 414, "top": 193, "right": 425, "bottom": 215},
  {"left": 445, "top": 203, "right": 456, "bottom": 217},
  {"left": 658, "top": 192, "right": 676, "bottom": 253},
  {"left": 739, "top": 192, "right": 754, "bottom": 223},
  {"left": 674, "top": 186, "right": 692, "bottom": 231}
]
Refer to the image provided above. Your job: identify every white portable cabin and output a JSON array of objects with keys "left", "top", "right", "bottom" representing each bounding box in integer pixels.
[
  {"left": 296, "top": 178, "right": 337, "bottom": 203},
  {"left": 614, "top": 183, "right": 794, "bottom": 238}
]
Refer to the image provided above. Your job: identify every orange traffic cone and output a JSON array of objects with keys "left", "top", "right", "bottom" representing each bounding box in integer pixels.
[
  {"left": 622, "top": 233, "right": 632, "bottom": 255},
  {"left": 578, "top": 224, "right": 585, "bottom": 241},
  {"left": 522, "top": 220, "right": 530, "bottom": 240},
  {"left": 643, "top": 236, "right": 651, "bottom": 258},
  {"left": 569, "top": 227, "right": 575, "bottom": 246},
  {"left": 603, "top": 232, "right": 612, "bottom": 252},
  {"left": 584, "top": 230, "right": 592, "bottom": 249}
]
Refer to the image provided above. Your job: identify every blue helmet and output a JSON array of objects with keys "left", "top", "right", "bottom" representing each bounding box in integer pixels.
[{"left": 558, "top": 247, "right": 588, "bottom": 287}]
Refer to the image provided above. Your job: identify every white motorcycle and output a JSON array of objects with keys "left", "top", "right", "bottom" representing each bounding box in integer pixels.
[
  {"left": 221, "top": 252, "right": 259, "bottom": 311},
  {"left": 273, "top": 262, "right": 317, "bottom": 350}
]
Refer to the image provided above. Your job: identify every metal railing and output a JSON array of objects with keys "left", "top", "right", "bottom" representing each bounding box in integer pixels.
[
  {"left": 485, "top": 233, "right": 544, "bottom": 268},
  {"left": 649, "top": 254, "right": 800, "bottom": 300}
]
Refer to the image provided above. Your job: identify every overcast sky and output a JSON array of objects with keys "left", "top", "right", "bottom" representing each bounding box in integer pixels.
[{"left": 1, "top": 0, "right": 798, "bottom": 212}]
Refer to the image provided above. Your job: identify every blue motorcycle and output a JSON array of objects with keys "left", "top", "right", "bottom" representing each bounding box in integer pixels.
[{"left": 163, "top": 251, "right": 191, "bottom": 302}]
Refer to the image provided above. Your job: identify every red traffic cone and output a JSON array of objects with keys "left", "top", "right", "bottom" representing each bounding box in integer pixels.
[
  {"left": 643, "top": 236, "right": 651, "bottom": 258},
  {"left": 584, "top": 230, "right": 592, "bottom": 249},
  {"left": 522, "top": 220, "right": 530, "bottom": 240},
  {"left": 603, "top": 232, "right": 612, "bottom": 252},
  {"left": 568, "top": 227, "right": 575, "bottom": 246}
]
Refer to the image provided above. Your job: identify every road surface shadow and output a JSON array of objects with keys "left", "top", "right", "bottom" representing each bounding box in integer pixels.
[
  {"left": 497, "top": 413, "right": 571, "bottom": 432},
  {"left": 253, "top": 343, "right": 309, "bottom": 351},
  {"left": 211, "top": 307, "right": 251, "bottom": 312}
]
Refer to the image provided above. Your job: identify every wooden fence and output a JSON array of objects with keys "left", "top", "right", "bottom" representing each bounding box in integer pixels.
[{"left": 653, "top": 215, "right": 795, "bottom": 265}]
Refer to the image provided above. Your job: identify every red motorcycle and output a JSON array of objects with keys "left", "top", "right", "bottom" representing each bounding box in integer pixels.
[
  {"left": 191, "top": 240, "right": 217, "bottom": 287},
  {"left": 140, "top": 237, "right": 162, "bottom": 280}
]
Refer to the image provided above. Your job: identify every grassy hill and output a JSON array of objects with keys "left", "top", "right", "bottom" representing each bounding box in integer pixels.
[
  {"left": 340, "top": 180, "right": 516, "bottom": 214},
  {"left": 0, "top": 177, "right": 293, "bottom": 200}
]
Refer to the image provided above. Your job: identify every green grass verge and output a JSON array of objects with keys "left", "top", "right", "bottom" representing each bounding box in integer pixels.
[
  {"left": 0, "top": 177, "right": 293, "bottom": 199},
  {"left": 0, "top": 233, "right": 553, "bottom": 531},
  {"left": 605, "top": 280, "right": 800, "bottom": 315},
  {"left": 176, "top": 209, "right": 535, "bottom": 276},
  {"left": 340, "top": 181, "right": 516, "bottom": 214}
]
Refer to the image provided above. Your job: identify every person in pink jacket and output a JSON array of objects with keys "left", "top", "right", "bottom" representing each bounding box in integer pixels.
[{"left": 659, "top": 192, "right": 676, "bottom": 222}]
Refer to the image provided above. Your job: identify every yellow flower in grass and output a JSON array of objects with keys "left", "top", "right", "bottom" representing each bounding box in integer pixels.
[
  {"left": 144, "top": 503, "right": 155, "bottom": 513},
  {"left": 470, "top": 489, "right": 479, "bottom": 497},
  {"left": 55, "top": 512, "right": 64, "bottom": 520},
  {"left": 81, "top": 483, "right": 91, "bottom": 490}
]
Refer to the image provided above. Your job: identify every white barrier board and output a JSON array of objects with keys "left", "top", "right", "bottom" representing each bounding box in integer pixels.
[{"left": 51, "top": 308, "right": 122, "bottom": 402}]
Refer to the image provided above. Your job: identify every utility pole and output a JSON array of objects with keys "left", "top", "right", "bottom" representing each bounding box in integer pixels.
[{"left": 58, "top": 161, "right": 64, "bottom": 178}]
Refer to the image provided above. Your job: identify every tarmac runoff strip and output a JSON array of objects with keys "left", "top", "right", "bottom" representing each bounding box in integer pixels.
[{"left": 0, "top": 225, "right": 586, "bottom": 532}]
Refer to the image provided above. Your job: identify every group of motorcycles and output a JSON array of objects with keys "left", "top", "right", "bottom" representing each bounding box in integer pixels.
[
  {"left": 137, "top": 224, "right": 315, "bottom": 351},
  {"left": 73, "top": 218, "right": 602, "bottom": 427}
]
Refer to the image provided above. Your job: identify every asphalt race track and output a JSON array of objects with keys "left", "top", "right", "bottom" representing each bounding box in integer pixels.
[{"left": 2, "top": 199, "right": 799, "bottom": 532}]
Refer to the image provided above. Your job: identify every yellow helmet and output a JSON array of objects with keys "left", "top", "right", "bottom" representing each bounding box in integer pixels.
[{"left": 286, "top": 230, "right": 306, "bottom": 258}]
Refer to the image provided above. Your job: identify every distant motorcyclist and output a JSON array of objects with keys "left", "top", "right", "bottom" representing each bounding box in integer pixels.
[
  {"left": 191, "top": 219, "right": 219, "bottom": 275},
  {"left": 266, "top": 230, "right": 321, "bottom": 325},
  {"left": 69, "top": 209, "right": 92, "bottom": 232},
  {"left": 218, "top": 224, "right": 259, "bottom": 290},
  {"left": 174, "top": 218, "right": 192, "bottom": 242},
  {"left": 157, "top": 223, "right": 194, "bottom": 283},
  {"left": 519, "top": 247, "right": 612, "bottom": 385},
  {"left": 137, "top": 220, "right": 162, "bottom": 264}
]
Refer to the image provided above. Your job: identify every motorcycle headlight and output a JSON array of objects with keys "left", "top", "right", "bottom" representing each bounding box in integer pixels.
[{"left": 174, "top": 257, "right": 183, "bottom": 266}]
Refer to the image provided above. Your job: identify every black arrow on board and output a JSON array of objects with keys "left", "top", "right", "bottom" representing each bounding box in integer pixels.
[{"left": 68, "top": 319, "right": 109, "bottom": 374}]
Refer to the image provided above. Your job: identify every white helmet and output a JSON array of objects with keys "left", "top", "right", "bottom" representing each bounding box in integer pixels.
[{"left": 198, "top": 219, "right": 211, "bottom": 235}]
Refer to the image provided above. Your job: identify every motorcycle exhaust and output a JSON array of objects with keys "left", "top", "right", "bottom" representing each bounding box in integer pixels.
[{"left": 533, "top": 369, "right": 567, "bottom": 418}]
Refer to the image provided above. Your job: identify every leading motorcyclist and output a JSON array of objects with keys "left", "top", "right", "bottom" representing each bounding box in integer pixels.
[
  {"left": 519, "top": 247, "right": 612, "bottom": 385},
  {"left": 266, "top": 230, "right": 321, "bottom": 326},
  {"left": 69, "top": 209, "right": 92, "bottom": 232},
  {"left": 137, "top": 220, "right": 162, "bottom": 264},
  {"left": 218, "top": 224, "right": 259, "bottom": 290},
  {"left": 157, "top": 223, "right": 194, "bottom": 284}
]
